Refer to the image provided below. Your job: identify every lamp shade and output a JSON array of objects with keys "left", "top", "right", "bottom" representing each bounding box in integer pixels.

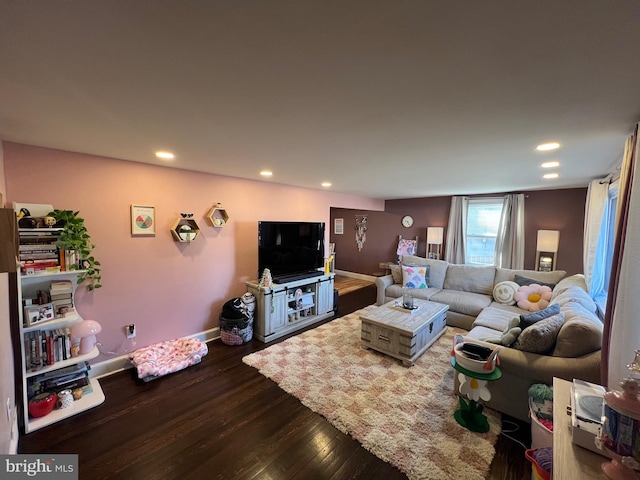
[
  {"left": 536, "top": 230, "right": 560, "bottom": 252},
  {"left": 427, "top": 227, "right": 444, "bottom": 245},
  {"left": 71, "top": 319, "right": 102, "bottom": 355}
]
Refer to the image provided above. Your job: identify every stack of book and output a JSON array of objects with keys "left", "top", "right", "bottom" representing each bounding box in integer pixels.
[
  {"left": 18, "top": 228, "right": 63, "bottom": 274},
  {"left": 24, "top": 327, "right": 74, "bottom": 372},
  {"left": 28, "top": 362, "right": 92, "bottom": 398},
  {"left": 49, "top": 279, "right": 74, "bottom": 316}
]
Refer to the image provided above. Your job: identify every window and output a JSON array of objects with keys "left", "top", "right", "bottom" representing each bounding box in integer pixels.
[
  {"left": 593, "top": 181, "right": 618, "bottom": 313},
  {"left": 465, "top": 198, "right": 504, "bottom": 265}
]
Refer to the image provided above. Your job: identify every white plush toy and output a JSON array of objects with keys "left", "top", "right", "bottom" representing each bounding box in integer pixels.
[{"left": 482, "top": 317, "right": 522, "bottom": 346}]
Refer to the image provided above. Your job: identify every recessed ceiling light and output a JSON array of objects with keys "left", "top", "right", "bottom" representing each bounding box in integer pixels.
[
  {"left": 541, "top": 161, "right": 560, "bottom": 168},
  {"left": 155, "top": 151, "right": 175, "bottom": 160},
  {"left": 536, "top": 142, "right": 560, "bottom": 152},
  {"left": 260, "top": 170, "right": 273, "bottom": 177},
  {"left": 543, "top": 173, "right": 559, "bottom": 179},
  {"left": 321, "top": 182, "right": 332, "bottom": 187}
]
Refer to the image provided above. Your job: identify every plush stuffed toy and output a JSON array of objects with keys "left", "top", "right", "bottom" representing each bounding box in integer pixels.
[
  {"left": 482, "top": 317, "right": 522, "bottom": 346},
  {"left": 514, "top": 283, "right": 553, "bottom": 312}
]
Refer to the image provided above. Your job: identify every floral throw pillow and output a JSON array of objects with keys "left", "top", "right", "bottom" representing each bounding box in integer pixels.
[{"left": 402, "top": 265, "right": 428, "bottom": 289}]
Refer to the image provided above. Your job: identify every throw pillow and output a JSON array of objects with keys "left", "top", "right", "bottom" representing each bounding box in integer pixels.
[
  {"left": 389, "top": 264, "right": 403, "bottom": 284},
  {"left": 493, "top": 281, "right": 520, "bottom": 305},
  {"left": 402, "top": 264, "right": 428, "bottom": 289},
  {"left": 520, "top": 303, "right": 561, "bottom": 329},
  {"left": 514, "top": 284, "right": 553, "bottom": 312},
  {"left": 512, "top": 312, "right": 565, "bottom": 353},
  {"left": 514, "top": 274, "right": 557, "bottom": 289}
]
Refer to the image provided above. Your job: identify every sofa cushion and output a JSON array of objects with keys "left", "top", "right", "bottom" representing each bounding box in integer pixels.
[
  {"left": 552, "top": 303, "right": 603, "bottom": 357},
  {"left": 401, "top": 264, "right": 428, "bottom": 289},
  {"left": 390, "top": 264, "right": 402, "bottom": 284},
  {"left": 493, "top": 281, "right": 519, "bottom": 305},
  {"left": 494, "top": 268, "right": 566, "bottom": 286},
  {"left": 473, "top": 306, "right": 517, "bottom": 331},
  {"left": 512, "top": 312, "right": 565, "bottom": 353},
  {"left": 430, "top": 290, "right": 492, "bottom": 317},
  {"left": 551, "top": 285, "right": 598, "bottom": 313},
  {"left": 465, "top": 325, "right": 505, "bottom": 342},
  {"left": 553, "top": 274, "right": 588, "bottom": 296},
  {"left": 444, "top": 264, "right": 496, "bottom": 295},
  {"left": 487, "top": 301, "right": 528, "bottom": 315},
  {"left": 520, "top": 303, "right": 561, "bottom": 329},
  {"left": 400, "top": 255, "right": 448, "bottom": 289},
  {"left": 385, "top": 284, "right": 441, "bottom": 301}
]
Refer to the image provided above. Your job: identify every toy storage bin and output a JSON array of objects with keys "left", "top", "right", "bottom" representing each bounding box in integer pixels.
[
  {"left": 530, "top": 398, "right": 553, "bottom": 449},
  {"left": 525, "top": 448, "right": 552, "bottom": 480}
]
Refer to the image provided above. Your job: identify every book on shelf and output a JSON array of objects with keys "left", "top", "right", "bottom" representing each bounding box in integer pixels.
[
  {"left": 21, "top": 260, "right": 60, "bottom": 274},
  {"left": 23, "top": 327, "right": 73, "bottom": 370},
  {"left": 28, "top": 371, "right": 91, "bottom": 397},
  {"left": 50, "top": 279, "right": 73, "bottom": 292},
  {"left": 51, "top": 292, "right": 73, "bottom": 301},
  {"left": 38, "top": 361, "right": 90, "bottom": 379}
]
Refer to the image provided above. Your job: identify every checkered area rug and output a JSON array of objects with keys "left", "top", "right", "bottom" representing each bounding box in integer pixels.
[{"left": 243, "top": 305, "right": 501, "bottom": 480}]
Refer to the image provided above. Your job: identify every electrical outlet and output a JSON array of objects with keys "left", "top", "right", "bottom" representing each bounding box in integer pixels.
[{"left": 126, "top": 324, "right": 136, "bottom": 339}]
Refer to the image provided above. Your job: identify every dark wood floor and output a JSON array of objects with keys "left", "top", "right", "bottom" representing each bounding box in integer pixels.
[{"left": 19, "top": 284, "right": 530, "bottom": 480}]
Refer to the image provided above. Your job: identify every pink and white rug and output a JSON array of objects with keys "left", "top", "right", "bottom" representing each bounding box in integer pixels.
[{"left": 243, "top": 306, "right": 501, "bottom": 480}]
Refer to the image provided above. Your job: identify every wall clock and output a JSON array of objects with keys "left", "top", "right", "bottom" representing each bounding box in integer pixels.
[{"left": 401, "top": 215, "right": 414, "bottom": 228}]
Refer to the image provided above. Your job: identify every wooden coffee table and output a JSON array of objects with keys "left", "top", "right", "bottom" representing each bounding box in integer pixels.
[{"left": 360, "top": 299, "right": 449, "bottom": 366}]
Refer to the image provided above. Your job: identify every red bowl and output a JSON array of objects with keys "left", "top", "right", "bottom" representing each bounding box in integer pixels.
[{"left": 28, "top": 392, "right": 57, "bottom": 418}]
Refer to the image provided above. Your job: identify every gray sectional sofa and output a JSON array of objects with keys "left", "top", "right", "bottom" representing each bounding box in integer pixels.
[{"left": 375, "top": 255, "right": 603, "bottom": 422}]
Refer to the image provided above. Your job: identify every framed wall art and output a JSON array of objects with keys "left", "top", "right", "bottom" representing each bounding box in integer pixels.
[{"left": 131, "top": 205, "right": 156, "bottom": 236}]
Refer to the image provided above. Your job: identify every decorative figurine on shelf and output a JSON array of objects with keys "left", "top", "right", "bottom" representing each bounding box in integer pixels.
[
  {"left": 596, "top": 351, "right": 640, "bottom": 480},
  {"left": 258, "top": 268, "right": 274, "bottom": 313},
  {"left": 259, "top": 268, "right": 273, "bottom": 289},
  {"left": 44, "top": 216, "right": 56, "bottom": 227}
]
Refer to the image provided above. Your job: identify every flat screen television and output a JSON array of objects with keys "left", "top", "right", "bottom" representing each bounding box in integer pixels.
[{"left": 258, "top": 221, "right": 325, "bottom": 281}]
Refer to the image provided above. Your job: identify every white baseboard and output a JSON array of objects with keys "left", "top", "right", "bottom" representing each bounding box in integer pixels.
[
  {"left": 334, "top": 269, "right": 377, "bottom": 282},
  {"left": 91, "top": 327, "right": 221, "bottom": 380}
]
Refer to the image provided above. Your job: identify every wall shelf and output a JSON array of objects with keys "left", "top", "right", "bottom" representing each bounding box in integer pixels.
[
  {"left": 206, "top": 203, "right": 229, "bottom": 228},
  {"left": 170, "top": 217, "right": 201, "bottom": 242}
]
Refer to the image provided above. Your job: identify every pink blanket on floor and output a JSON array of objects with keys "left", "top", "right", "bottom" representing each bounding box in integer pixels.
[{"left": 129, "top": 338, "right": 208, "bottom": 380}]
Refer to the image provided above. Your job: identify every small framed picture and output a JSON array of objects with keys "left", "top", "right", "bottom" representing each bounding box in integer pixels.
[
  {"left": 334, "top": 218, "right": 344, "bottom": 235},
  {"left": 24, "top": 303, "right": 55, "bottom": 326},
  {"left": 131, "top": 205, "right": 156, "bottom": 236}
]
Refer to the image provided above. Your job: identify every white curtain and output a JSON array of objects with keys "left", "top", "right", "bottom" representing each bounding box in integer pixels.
[
  {"left": 494, "top": 193, "right": 525, "bottom": 269},
  {"left": 444, "top": 196, "right": 468, "bottom": 264},
  {"left": 604, "top": 124, "right": 639, "bottom": 388},
  {"left": 583, "top": 179, "right": 609, "bottom": 294}
]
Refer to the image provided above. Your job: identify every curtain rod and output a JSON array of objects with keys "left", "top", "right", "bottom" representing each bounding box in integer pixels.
[{"left": 600, "top": 165, "right": 622, "bottom": 184}]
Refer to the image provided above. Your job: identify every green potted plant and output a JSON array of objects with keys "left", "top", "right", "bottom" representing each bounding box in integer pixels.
[{"left": 48, "top": 209, "right": 102, "bottom": 291}]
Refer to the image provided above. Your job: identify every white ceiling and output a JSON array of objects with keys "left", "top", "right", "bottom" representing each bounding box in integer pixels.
[{"left": 1, "top": 1, "right": 639, "bottom": 199}]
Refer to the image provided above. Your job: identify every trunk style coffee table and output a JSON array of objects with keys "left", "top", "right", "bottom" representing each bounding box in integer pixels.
[{"left": 360, "top": 299, "right": 449, "bottom": 366}]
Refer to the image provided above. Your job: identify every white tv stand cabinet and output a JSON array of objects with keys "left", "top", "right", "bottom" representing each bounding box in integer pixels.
[{"left": 246, "top": 273, "right": 335, "bottom": 342}]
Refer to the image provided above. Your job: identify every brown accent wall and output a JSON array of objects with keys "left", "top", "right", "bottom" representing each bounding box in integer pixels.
[{"left": 330, "top": 188, "right": 586, "bottom": 276}]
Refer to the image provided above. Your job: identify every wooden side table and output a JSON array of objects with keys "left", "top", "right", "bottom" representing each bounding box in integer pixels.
[
  {"left": 553, "top": 377, "right": 607, "bottom": 479},
  {"left": 451, "top": 358, "right": 502, "bottom": 433}
]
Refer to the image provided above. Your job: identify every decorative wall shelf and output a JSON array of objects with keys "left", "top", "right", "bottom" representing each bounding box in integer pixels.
[
  {"left": 170, "top": 216, "right": 201, "bottom": 242},
  {"left": 206, "top": 203, "right": 229, "bottom": 228}
]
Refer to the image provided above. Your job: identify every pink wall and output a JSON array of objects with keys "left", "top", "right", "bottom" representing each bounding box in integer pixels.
[{"left": 3, "top": 142, "right": 383, "bottom": 362}]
